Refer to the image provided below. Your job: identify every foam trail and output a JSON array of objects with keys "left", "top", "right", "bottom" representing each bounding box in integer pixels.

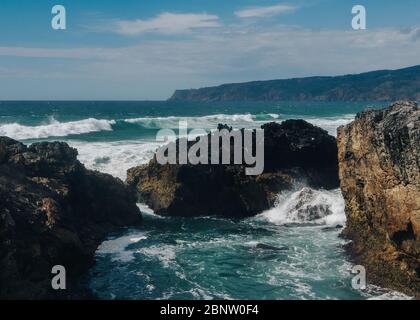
[{"left": 0, "top": 117, "right": 115, "bottom": 140}]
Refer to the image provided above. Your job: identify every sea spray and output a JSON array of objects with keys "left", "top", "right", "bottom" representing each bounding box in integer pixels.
[{"left": 260, "top": 187, "right": 346, "bottom": 226}]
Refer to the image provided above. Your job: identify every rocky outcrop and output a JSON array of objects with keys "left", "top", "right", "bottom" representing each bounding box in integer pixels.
[
  {"left": 338, "top": 101, "right": 420, "bottom": 297},
  {"left": 0, "top": 137, "right": 141, "bottom": 299},
  {"left": 127, "top": 120, "right": 339, "bottom": 217}
]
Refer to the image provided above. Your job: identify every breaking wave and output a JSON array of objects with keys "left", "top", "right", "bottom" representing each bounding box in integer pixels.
[
  {"left": 124, "top": 113, "right": 272, "bottom": 129},
  {"left": 0, "top": 113, "right": 355, "bottom": 140},
  {"left": 304, "top": 114, "right": 355, "bottom": 136},
  {"left": 0, "top": 117, "right": 115, "bottom": 140},
  {"left": 69, "top": 140, "right": 162, "bottom": 180},
  {"left": 259, "top": 187, "right": 346, "bottom": 226},
  {"left": 124, "top": 113, "right": 354, "bottom": 136}
]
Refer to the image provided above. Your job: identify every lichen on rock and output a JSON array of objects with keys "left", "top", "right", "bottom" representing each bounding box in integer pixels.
[{"left": 338, "top": 101, "right": 420, "bottom": 297}]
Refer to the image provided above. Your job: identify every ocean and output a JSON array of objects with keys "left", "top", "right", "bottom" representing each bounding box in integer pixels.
[{"left": 0, "top": 100, "right": 410, "bottom": 300}]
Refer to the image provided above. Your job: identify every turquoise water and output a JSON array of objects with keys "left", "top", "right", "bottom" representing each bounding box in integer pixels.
[{"left": 1, "top": 100, "right": 406, "bottom": 300}]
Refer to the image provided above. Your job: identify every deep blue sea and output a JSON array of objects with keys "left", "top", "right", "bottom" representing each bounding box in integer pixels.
[{"left": 0, "top": 100, "right": 410, "bottom": 300}]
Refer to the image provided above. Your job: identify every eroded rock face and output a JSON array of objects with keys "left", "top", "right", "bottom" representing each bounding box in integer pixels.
[
  {"left": 127, "top": 120, "right": 339, "bottom": 217},
  {"left": 0, "top": 137, "right": 141, "bottom": 299},
  {"left": 338, "top": 101, "right": 420, "bottom": 297}
]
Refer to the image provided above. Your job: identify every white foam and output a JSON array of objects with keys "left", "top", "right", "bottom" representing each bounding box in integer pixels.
[
  {"left": 136, "top": 203, "right": 155, "bottom": 215},
  {"left": 260, "top": 188, "right": 346, "bottom": 226},
  {"left": 365, "top": 285, "right": 413, "bottom": 300},
  {"left": 0, "top": 117, "right": 115, "bottom": 140},
  {"left": 0, "top": 112, "right": 353, "bottom": 142},
  {"left": 136, "top": 203, "right": 165, "bottom": 219},
  {"left": 137, "top": 245, "right": 177, "bottom": 268},
  {"left": 69, "top": 140, "right": 162, "bottom": 180},
  {"left": 305, "top": 114, "right": 355, "bottom": 136},
  {"left": 124, "top": 113, "right": 354, "bottom": 136},
  {"left": 97, "top": 232, "right": 148, "bottom": 262},
  {"left": 368, "top": 291, "right": 413, "bottom": 300},
  {"left": 124, "top": 113, "right": 261, "bottom": 129}
]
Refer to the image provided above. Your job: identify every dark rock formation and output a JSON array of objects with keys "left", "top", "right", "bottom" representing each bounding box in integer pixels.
[
  {"left": 338, "top": 101, "right": 420, "bottom": 297},
  {"left": 0, "top": 137, "right": 141, "bottom": 299},
  {"left": 127, "top": 120, "right": 339, "bottom": 217},
  {"left": 169, "top": 65, "right": 420, "bottom": 102}
]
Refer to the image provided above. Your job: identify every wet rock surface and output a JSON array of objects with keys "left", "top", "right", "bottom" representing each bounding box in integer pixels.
[{"left": 0, "top": 137, "right": 141, "bottom": 299}]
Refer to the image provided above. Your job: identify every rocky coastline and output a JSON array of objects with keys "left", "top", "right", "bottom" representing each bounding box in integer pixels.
[
  {"left": 0, "top": 138, "right": 141, "bottom": 299},
  {"left": 1, "top": 101, "right": 419, "bottom": 299},
  {"left": 338, "top": 101, "right": 420, "bottom": 297}
]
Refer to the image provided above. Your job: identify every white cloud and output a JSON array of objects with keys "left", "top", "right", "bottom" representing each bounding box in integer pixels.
[
  {"left": 113, "top": 12, "right": 220, "bottom": 35},
  {"left": 1, "top": 25, "right": 419, "bottom": 99},
  {"left": 235, "top": 4, "right": 297, "bottom": 18}
]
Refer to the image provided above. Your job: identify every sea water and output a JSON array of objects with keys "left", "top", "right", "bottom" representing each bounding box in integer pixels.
[{"left": 0, "top": 100, "right": 410, "bottom": 300}]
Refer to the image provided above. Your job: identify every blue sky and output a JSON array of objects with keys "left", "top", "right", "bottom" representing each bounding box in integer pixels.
[{"left": 0, "top": 0, "right": 419, "bottom": 100}]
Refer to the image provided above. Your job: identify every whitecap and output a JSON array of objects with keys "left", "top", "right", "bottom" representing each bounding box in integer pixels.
[
  {"left": 304, "top": 114, "right": 355, "bottom": 136},
  {"left": 0, "top": 117, "right": 115, "bottom": 140},
  {"left": 124, "top": 113, "right": 262, "bottom": 130},
  {"left": 123, "top": 113, "right": 354, "bottom": 136}
]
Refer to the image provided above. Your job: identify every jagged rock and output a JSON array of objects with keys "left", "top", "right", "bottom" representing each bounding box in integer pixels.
[
  {"left": 338, "top": 101, "right": 420, "bottom": 297},
  {"left": 0, "top": 137, "right": 141, "bottom": 299},
  {"left": 127, "top": 120, "right": 339, "bottom": 217}
]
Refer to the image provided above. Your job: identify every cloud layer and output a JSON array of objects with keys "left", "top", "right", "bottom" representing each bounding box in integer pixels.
[{"left": 113, "top": 12, "right": 220, "bottom": 35}]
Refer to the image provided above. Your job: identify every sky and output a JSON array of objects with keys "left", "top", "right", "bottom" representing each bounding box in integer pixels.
[{"left": 0, "top": 0, "right": 419, "bottom": 100}]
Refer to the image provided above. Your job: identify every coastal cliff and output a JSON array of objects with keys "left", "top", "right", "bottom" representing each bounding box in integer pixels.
[
  {"left": 169, "top": 65, "right": 420, "bottom": 102},
  {"left": 0, "top": 137, "right": 141, "bottom": 299},
  {"left": 337, "top": 101, "right": 420, "bottom": 297},
  {"left": 127, "top": 120, "right": 339, "bottom": 217}
]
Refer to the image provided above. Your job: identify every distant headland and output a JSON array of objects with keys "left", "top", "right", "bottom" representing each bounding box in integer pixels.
[{"left": 169, "top": 65, "right": 420, "bottom": 102}]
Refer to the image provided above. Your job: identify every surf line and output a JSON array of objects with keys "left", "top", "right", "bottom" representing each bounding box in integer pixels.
[{"left": 155, "top": 121, "right": 265, "bottom": 175}]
